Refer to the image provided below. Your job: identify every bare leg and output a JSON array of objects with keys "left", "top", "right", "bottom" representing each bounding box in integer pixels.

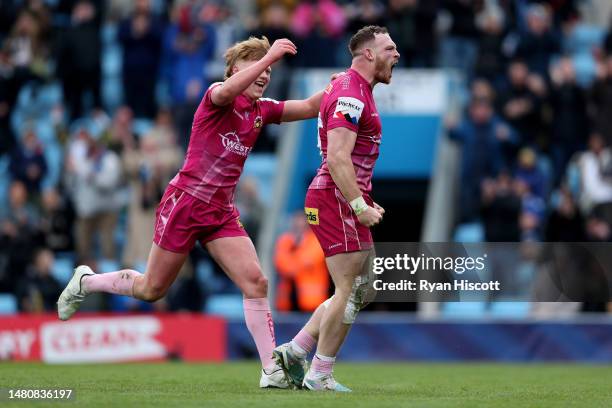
[
  {"left": 83, "top": 243, "right": 188, "bottom": 302},
  {"left": 206, "top": 236, "right": 276, "bottom": 370},
  {"left": 316, "top": 250, "right": 370, "bottom": 357}
]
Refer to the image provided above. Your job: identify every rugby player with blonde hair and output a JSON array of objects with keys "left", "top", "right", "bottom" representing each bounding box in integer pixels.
[{"left": 58, "top": 36, "right": 336, "bottom": 388}]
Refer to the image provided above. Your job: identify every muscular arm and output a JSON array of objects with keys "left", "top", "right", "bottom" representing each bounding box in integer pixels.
[
  {"left": 210, "top": 56, "right": 275, "bottom": 106},
  {"left": 326, "top": 127, "right": 362, "bottom": 202},
  {"left": 280, "top": 90, "right": 324, "bottom": 122}
]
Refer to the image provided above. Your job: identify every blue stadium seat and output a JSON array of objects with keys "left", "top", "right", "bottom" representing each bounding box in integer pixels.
[
  {"left": 441, "top": 302, "right": 487, "bottom": 318},
  {"left": 98, "top": 259, "right": 120, "bottom": 274},
  {"left": 0, "top": 293, "right": 18, "bottom": 314},
  {"left": 489, "top": 301, "right": 530, "bottom": 318},
  {"left": 453, "top": 222, "right": 485, "bottom": 242},
  {"left": 133, "top": 118, "right": 154, "bottom": 137},
  {"left": 0, "top": 155, "right": 9, "bottom": 208},
  {"left": 205, "top": 294, "right": 244, "bottom": 319},
  {"left": 41, "top": 142, "right": 63, "bottom": 191},
  {"left": 101, "top": 22, "right": 118, "bottom": 46},
  {"left": 242, "top": 154, "right": 278, "bottom": 207},
  {"left": 195, "top": 260, "right": 225, "bottom": 293},
  {"left": 52, "top": 256, "right": 75, "bottom": 285}
]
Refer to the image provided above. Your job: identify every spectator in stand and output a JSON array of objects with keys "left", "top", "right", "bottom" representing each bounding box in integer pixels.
[
  {"left": 499, "top": 59, "right": 544, "bottom": 147},
  {"left": 345, "top": 0, "right": 385, "bottom": 36},
  {"left": 481, "top": 171, "right": 521, "bottom": 242},
  {"left": 439, "top": 0, "right": 481, "bottom": 73},
  {"left": 103, "top": 105, "right": 135, "bottom": 154},
  {"left": 275, "top": 212, "right": 329, "bottom": 312},
  {"left": 513, "top": 3, "right": 560, "bottom": 78},
  {"left": 56, "top": 0, "right": 103, "bottom": 119},
  {"left": 122, "top": 108, "right": 182, "bottom": 268},
  {"left": 515, "top": 147, "right": 547, "bottom": 200},
  {"left": 248, "top": 2, "right": 295, "bottom": 151},
  {"left": 589, "top": 55, "right": 612, "bottom": 146},
  {"left": 118, "top": 0, "right": 164, "bottom": 118},
  {"left": 545, "top": 187, "right": 585, "bottom": 241},
  {"left": 577, "top": 132, "right": 612, "bottom": 223},
  {"left": 40, "top": 187, "right": 75, "bottom": 253},
  {"left": 515, "top": 178, "right": 546, "bottom": 241},
  {"left": 448, "top": 98, "right": 519, "bottom": 222},
  {"left": 4, "top": 7, "right": 50, "bottom": 78},
  {"left": 160, "top": 1, "right": 216, "bottom": 149},
  {"left": 474, "top": 3, "right": 507, "bottom": 84},
  {"left": 549, "top": 56, "right": 588, "bottom": 184},
  {"left": 9, "top": 128, "right": 47, "bottom": 196},
  {"left": 65, "top": 125, "right": 123, "bottom": 262},
  {"left": 15, "top": 248, "right": 61, "bottom": 312},
  {"left": 0, "top": 181, "right": 44, "bottom": 291},
  {"left": 384, "top": 0, "right": 417, "bottom": 67},
  {"left": 289, "top": 0, "right": 346, "bottom": 67}
]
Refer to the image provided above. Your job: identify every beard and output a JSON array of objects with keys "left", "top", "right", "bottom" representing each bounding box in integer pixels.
[{"left": 374, "top": 57, "right": 391, "bottom": 84}]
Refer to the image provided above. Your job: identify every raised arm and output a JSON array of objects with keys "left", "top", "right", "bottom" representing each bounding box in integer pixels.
[
  {"left": 211, "top": 39, "right": 297, "bottom": 106},
  {"left": 326, "top": 127, "right": 381, "bottom": 227}
]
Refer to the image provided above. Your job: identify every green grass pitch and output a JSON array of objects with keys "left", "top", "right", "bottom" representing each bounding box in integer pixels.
[{"left": 2, "top": 362, "right": 611, "bottom": 407}]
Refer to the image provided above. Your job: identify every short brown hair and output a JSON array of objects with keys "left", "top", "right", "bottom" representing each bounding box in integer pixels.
[
  {"left": 348, "top": 25, "right": 389, "bottom": 57},
  {"left": 224, "top": 36, "right": 271, "bottom": 79}
]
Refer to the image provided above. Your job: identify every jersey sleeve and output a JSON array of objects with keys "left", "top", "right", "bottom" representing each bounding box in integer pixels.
[
  {"left": 202, "top": 82, "right": 225, "bottom": 108},
  {"left": 259, "top": 97, "right": 286, "bottom": 125},
  {"left": 326, "top": 87, "right": 365, "bottom": 133}
]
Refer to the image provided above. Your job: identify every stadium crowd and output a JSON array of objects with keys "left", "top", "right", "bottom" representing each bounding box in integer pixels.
[{"left": 0, "top": 0, "right": 611, "bottom": 313}]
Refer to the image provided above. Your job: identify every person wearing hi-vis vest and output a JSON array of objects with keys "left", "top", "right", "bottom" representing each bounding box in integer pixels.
[{"left": 275, "top": 212, "right": 330, "bottom": 312}]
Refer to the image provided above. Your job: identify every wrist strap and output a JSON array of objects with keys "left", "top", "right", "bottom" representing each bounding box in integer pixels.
[{"left": 350, "top": 196, "right": 368, "bottom": 215}]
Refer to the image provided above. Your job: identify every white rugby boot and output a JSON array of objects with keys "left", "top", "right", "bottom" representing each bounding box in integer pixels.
[
  {"left": 57, "top": 265, "right": 94, "bottom": 321},
  {"left": 259, "top": 361, "right": 290, "bottom": 389},
  {"left": 273, "top": 342, "right": 309, "bottom": 389},
  {"left": 302, "top": 369, "right": 352, "bottom": 392}
]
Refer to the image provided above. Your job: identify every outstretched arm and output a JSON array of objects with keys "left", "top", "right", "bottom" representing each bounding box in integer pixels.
[
  {"left": 280, "top": 72, "right": 345, "bottom": 122},
  {"left": 280, "top": 90, "right": 324, "bottom": 122},
  {"left": 211, "top": 39, "right": 297, "bottom": 106}
]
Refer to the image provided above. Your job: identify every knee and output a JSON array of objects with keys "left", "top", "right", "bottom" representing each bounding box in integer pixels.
[
  {"left": 140, "top": 281, "right": 167, "bottom": 302},
  {"left": 241, "top": 264, "right": 268, "bottom": 298}
]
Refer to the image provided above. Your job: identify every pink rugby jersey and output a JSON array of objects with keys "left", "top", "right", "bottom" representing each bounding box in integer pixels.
[
  {"left": 170, "top": 83, "right": 285, "bottom": 209},
  {"left": 309, "top": 68, "right": 382, "bottom": 194}
]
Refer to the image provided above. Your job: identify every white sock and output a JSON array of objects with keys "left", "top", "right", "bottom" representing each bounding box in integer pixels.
[{"left": 290, "top": 340, "right": 307, "bottom": 357}]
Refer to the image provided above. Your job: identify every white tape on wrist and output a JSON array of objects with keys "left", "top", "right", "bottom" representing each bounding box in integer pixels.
[{"left": 350, "top": 196, "right": 368, "bottom": 215}]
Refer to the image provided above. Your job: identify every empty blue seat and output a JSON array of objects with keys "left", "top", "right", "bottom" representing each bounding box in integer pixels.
[
  {"left": 205, "top": 294, "right": 244, "bottom": 319},
  {"left": 489, "top": 301, "right": 530, "bottom": 318},
  {"left": 52, "top": 256, "right": 75, "bottom": 285},
  {"left": 441, "top": 301, "right": 487, "bottom": 318},
  {"left": 0, "top": 293, "right": 18, "bottom": 314},
  {"left": 453, "top": 222, "right": 485, "bottom": 243}
]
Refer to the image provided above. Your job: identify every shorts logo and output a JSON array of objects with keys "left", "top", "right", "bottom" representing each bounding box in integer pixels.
[
  {"left": 334, "top": 97, "right": 364, "bottom": 125},
  {"left": 219, "top": 131, "right": 252, "bottom": 157},
  {"left": 254, "top": 116, "right": 263, "bottom": 128},
  {"left": 305, "top": 207, "right": 319, "bottom": 225}
]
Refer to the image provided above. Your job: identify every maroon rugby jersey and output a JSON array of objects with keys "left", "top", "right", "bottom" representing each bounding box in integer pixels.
[
  {"left": 309, "top": 68, "right": 382, "bottom": 193},
  {"left": 170, "top": 83, "right": 285, "bottom": 209}
]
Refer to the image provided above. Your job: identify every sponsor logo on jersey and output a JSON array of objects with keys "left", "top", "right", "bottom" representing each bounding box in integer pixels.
[
  {"left": 334, "top": 97, "right": 364, "bottom": 125},
  {"left": 254, "top": 116, "right": 263, "bottom": 128},
  {"left": 369, "top": 133, "right": 382, "bottom": 144},
  {"left": 305, "top": 207, "right": 319, "bottom": 225},
  {"left": 219, "top": 131, "right": 252, "bottom": 157},
  {"left": 328, "top": 243, "right": 342, "bottom": 250}
]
